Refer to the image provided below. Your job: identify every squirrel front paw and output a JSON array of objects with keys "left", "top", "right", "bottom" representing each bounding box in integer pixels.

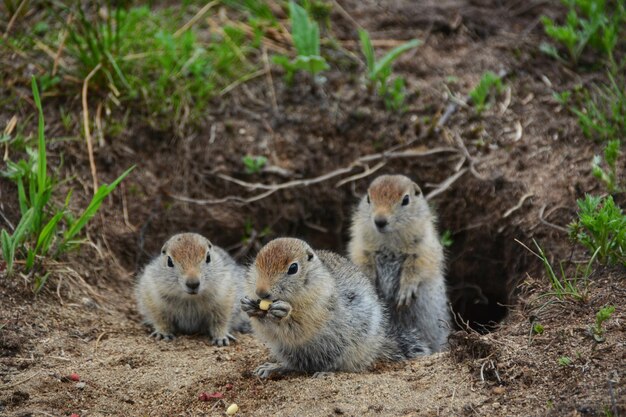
[
  {"left": 240, "top": 296, "right": 265, "bottom": 318},
  {"left": 397, "top": 281, "right": 419, "bottom": 307},
  {"left": 267, "top": 300, "right": 292, "bottom": 321},
  {"left": 150, "top": 330, "right": 175, "bottom": 341}
]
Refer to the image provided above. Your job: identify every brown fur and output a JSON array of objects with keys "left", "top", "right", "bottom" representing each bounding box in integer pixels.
[
  {"left": 255, "top": 238, "right": 308, "bottom": 296},
  {"left": 368, "top": 175, "right": 411, "bottom": 207},
  {"left": 164, "top": 234, "right": 209, "bottom": 277}
]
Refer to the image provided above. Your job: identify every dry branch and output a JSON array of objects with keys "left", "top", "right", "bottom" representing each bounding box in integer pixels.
[
  {"left": 503, "top": 192, "right": 534, "bottom": 218},
  {"left": 82, "top": 63, "right": 102, "bottom": 193},
  {"left": 174, "top": 1, "right": 218, "bottom": 37},
  {"left": 0, "top": 371, "right": 42, "bottom": 391},
  {"left": 425, "top": 168, "right": 468, "bottom": 201},
  {"left": 170, "top": 146, "right": 459, "bottom": 205}
]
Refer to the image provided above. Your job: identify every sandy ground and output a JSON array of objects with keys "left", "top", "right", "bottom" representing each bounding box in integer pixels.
[{"left": 1, "top": 289, "right": 490, "bottom": 416}]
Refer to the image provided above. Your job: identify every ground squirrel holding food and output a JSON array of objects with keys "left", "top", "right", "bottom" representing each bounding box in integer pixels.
[
  {"left": 349, "top": 174, "right": 450, "bottom": 354},
  {"left": 135, "top": 233, "right": 250, "bottom": 346},
  {"left": 240, "top": 237, "right": 406, "bottom": 378}
]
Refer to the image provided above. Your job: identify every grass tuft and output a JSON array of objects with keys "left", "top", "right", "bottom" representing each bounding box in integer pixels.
[
  {"left": 0, "top": 77, "right": 134, "bottom": 287},
  {"left": 358, "top": 29, "right": 421, "bottom": 111}
]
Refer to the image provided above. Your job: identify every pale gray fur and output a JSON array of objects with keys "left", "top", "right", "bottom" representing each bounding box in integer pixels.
[
  {"left": 135, "top": 235, "right": 250, "bottom": 345},
  {"left": 349, "top": 178, "right": 451, "bottom": 355},
  {"left": 242, "top": 246, "right": 402, "bottom": 377},
  {"left": 374, "top": 248, "right": 448, "bottom": 355}
]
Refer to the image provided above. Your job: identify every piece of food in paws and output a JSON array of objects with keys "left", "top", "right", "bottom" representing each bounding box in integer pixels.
[
  {"left": 226, "top": 403, "right": 239, "bottom": 415},
  {"left": 259, "top": 299, "right": 273, "bottom": 311}
]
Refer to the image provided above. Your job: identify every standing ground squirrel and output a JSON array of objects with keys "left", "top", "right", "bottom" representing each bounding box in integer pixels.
[
  {"left": 135, "top": 233, "right": 250, "bottom": 346},
  {"left": 349, "top": 174, "right": 450, "bottom": 354},
  {"left": 240, "top": 237, "right": 398, "bottom": 378}
]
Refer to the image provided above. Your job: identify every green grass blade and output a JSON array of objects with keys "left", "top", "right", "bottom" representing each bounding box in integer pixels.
[
  {"left": 12, "top": 208, "right": 35, "bottom": 246},
  {"left": 62, "top": 165, "right": 135, "bottom": 244},
  {"left": 35, "top": 211, "right": 64, "bottom": 256},
  {"left": 31, "top": 77, "right": 47, "bottom": 203},
  {"left": 373, "top": 39, "right": 421, "bottom": 76},
  {"left": 2, "top": 208, "right": 35, "bottom": 276},
  {"left": 16, "top": 178, "right": 28, "bottom": 215},
  {"left": 1, "top": 230, "right": 14, "bottom": 275},
  {"left": 358, "top": 29, "right": 375, "bottom": 79}
]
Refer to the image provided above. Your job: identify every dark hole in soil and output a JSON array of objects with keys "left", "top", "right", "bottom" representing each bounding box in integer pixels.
[
  {"left": 445, "top": 230, "right": 516, "bottom": 332},
  {"left": 266, "top": 175, "right": 531, "bottom": 333},
  {"left": 120, "top": 172, "right": 532, "bottom": 333},
  {"left": 435, "top": 176, "right": 533, "bottom": 332}
]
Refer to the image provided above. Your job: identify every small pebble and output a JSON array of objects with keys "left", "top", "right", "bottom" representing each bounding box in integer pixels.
[
  {"left": 76, "top": 382, "right": 86, "bottom": 390},
  {"left": 492, "top": 402, "right": 501, "bottom": 409},
  {"left": 81, "top": 297, "right": 97, "bottom": 309},
  {"left": 493, "top": 386, "right": 505, "bottom": 395}
]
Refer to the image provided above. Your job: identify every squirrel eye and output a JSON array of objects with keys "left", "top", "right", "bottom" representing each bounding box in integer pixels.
[
  {"left": 205, "top": 252, "right": 211, "bottom": 264},
  {"left": 366, "top": 195, "right": 370, "bottom": 204},
  {"left": 167, "top": 256, "right": 174, "bottom": 268},
  {"left": 402, "top": 195, "right": 410, "bottom": 206},
  {"left": 287, "top": 263, "right": 298, "bottom": 275}
]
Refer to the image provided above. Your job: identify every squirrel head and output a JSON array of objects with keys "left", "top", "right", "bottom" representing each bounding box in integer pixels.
[
  {"left": 362, "top": 174, "right": 427, "bottom": 233},
  {"left": 251, "top": 238, "right": 316, "bottom": 301},
  {"left": 160, "top": 233, "right": 216, "bottom": 296}
]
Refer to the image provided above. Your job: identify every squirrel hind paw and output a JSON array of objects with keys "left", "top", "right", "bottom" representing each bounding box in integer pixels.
[
  {"left": 150, "top": 331, "right": 175, "bottom": 341},
  {"left": 212, "top": 335, "right": 231, "bottom": 347},
  {"left": 312, "top": 371, "right": 335, "bottom": 379},
  {"left": 254, "top": 362, "right": 286, "bottom": 379}
]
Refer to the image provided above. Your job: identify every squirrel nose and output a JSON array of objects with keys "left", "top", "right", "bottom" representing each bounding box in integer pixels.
[
  {"left": 374, "top": 217, "right": 388, "bottom": 229},
  {"left": 256, "top": 290, "right": 271, "bottom": 299},
  {"left": 186, "top": 281, "right": 200, "bottom": 290}
]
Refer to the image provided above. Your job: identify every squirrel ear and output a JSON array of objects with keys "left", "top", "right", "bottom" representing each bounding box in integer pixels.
[
  {"left": 412, "top": 182, "right": 422, "bottom": 196},
  {"left": 306, "top": 251, "right": 314, "bottom": 261}
]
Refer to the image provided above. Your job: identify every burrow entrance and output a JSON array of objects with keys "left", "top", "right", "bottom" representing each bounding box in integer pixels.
[{"left": 120, "top": 162, "right": 534, "bottom": 333}]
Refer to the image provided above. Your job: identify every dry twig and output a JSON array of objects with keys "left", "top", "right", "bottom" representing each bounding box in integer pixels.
[
  {"left": 0, "top": 371, "right": 42, "bottom": 391},
  {"left": 171, "top": 146, "right": 459, "bottom": 205},
  {"left": 262, "top": 45, "right": 278, "bottom": 113},
  {"left": 538, "top": 204, "right": 569, "bottom": 233},
  {"left": 331, "top": 0, "right": 362, "bottom": 30},
  {"left": 220, "top": 69, "right": 267, "bottom": 96},
  {"left": 425, "top": 168, "right": 468, "bottom": 201},
  {"left": 3, "top": 0, "right": 27, "bottom": 39},
  {"left": 503, "top": 192, "right": 534, "bottom": 218},
  {"left": 174, "top": 1, "right": 218, "bottom": 37},
  {"left": 52, "top": 14, "right": 73, "bottom": 76},
  {"left": 82, "top": 63, "right": 102, "bottom": 193},
  {"left": 454, "top": 132, "right": 488, "bottom": 181}
]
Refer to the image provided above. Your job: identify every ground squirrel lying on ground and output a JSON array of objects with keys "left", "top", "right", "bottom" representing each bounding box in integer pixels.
[
  {"left": 135, "top": 233, "right": 250, "bottom": 346},
  {"left": 240, "top": 237, "right": 399, "bottom": 378},
  {"left": 349, "top": 174, "right": 450, "bottom": 354}
]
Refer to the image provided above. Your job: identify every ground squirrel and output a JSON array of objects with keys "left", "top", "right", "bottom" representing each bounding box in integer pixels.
[
  {"left": 349, "top": 174, "right": 450, "bottom": 354},
  {"left": 240, "top": 237, "right": 400, "bottom": 378},
  {"left": 135, "top": 233, "right": 250, "bottom": 346}
]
